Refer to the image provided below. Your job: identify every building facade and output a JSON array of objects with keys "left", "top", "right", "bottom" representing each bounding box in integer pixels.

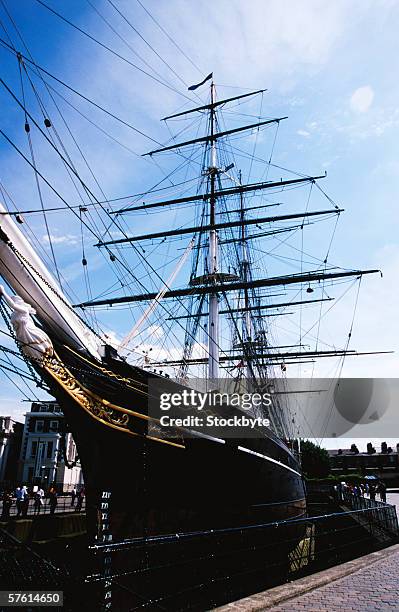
[
  {"left": 18, "top": 401, "right": 83, "bottom": 491},
  {"left": 0, "top": 416, "right": 23, "bottom": 482},
  {"left": 329, "top": 442, "right": 399, "bottom": 484}
]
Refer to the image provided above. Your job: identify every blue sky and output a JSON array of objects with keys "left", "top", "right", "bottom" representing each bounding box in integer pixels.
[{"left": 0, "top": 0, "right": 398, "bottom": 449}]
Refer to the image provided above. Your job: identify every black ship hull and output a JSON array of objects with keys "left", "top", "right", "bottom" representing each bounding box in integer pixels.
[{"left": 39, "top": 343, "right": 306, "bottom": 542}]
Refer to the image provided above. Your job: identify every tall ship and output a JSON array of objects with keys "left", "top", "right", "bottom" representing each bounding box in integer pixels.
[{"left": 0, "top": 36, "right": 383, "bottom": 604}]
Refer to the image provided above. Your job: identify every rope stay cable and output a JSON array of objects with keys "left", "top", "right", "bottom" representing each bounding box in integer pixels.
[
  {"left": 318, "top": 277, "right": 363, "bottom": 444},
  {"left": 135, "top": 0, "right": 203, "bottom": 76},
  {"left": 0, "top": 37, "right": 217, "bottom": 173},
  {"left": 16, "top": 56, "right": 63, "bottom": 288},
  {"left": 9, "top": 36, "right": 140, "bottom": 333},
  {"left": 0, "top": 36, "right": 161, "bottom": 145},
  {"left": 105, "top": 0, "right": 191, "bottom": 91},
  {"left": 85, "top": 0, "right": 179, "bottom": 90},
  {"left": 34, "top": 0, "right": 196, "bottom": 103}
]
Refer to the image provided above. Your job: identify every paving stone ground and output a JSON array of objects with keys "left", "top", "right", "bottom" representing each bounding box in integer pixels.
[
  {"left": 216, "top": 544, "right": 399, "bottom": 612},
  {"left": 217, "top": 495, "right": 399, "bottom": 611},
  {"left": 270, "top": 547, "right": 399, "bottom": 611}
]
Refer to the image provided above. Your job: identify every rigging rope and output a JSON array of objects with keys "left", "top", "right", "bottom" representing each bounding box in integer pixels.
[
  {"left": 17, "top": 57, "right": 63, "bottom": 288},
  {"left": 0, "top": 37, "right": 162, "bottom": 145},
  {"left": 85, "top": 0, "right": 179, "bottom": 91},
  {"left": 34, "top": 0, "right": 195, "bottom": 103},
  {"left": 135, "top": 0, "right": 203, "bottom": 76},
  {"left": 105, "top": 0, "right": 192, "bottom": 92}
]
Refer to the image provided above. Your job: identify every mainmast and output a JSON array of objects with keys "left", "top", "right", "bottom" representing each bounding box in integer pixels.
[{"left": 208, "top": 81, "right": 219, "bottom": 379}]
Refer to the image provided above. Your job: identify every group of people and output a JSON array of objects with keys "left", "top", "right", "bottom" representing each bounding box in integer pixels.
[
  {"left": 0, "top": 485, "right": 85, "bottom": 519},
  {"left": 336, "top": 480, "right": 387, "bottom": 503},
  {"left": 1, "top": 485, "right": 30, "bottom": 518}
]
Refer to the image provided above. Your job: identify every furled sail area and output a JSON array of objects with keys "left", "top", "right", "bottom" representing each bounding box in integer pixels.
[{"left": 0, "top": 202, "right": 102, "bottom": 360}]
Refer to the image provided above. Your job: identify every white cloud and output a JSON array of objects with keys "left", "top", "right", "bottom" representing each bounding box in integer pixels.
[
  {"left": 350, "top": 86, "right": 374, "bottom": 113},
  {"left": 42, "top": 234, "right": 79, "bottom": 246},
  {"left": 297, "top": 129, "right": 310, "bottom": 137},
  {"left": 334, "top": 105, "right": 399, "bottom": 139}
]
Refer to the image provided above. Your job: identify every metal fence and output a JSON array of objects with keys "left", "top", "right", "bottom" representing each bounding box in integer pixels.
[
  {"left": 0, "top": 496, "right": 398, "bottom": 611},
  {"left": 333, "top": 489, "right": 399, "bottom": 538},
  {"left": 0, "top": 481, "right": 84, "bottom": 495},
  {"left": 0, "top": 494, "right": 86, "bottom": 519},
  {"left": 337, "top": 489, "right": 390, "bottom": 509},
  {"left": 84, "top": 503, "right": 399, "bottom": 611}
]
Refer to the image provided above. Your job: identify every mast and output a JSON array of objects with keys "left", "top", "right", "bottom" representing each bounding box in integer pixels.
[
  {"left": 239, "top": 169, "right": 252, "bottom": 380},
  {"left": 208, "top": 81, "right": 219, "bottom": 379}
]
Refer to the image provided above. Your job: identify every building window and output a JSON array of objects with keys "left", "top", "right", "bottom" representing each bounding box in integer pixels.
[
  {"left": 36, "top": 420, "right": 44, "bottom": 432},
  {"left": 49, "top": 420, "right": 59, "bottom": 432},
  {"left": 47, "top": 441, "right": 54, "bottom": 459},
  {"left": 30, "top": 440, "right": 38, "bottom": 458}
]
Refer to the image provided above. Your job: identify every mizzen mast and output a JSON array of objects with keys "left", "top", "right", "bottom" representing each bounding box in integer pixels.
[{"left": 207, "top": 81, "right": 220, "bottom": 378}]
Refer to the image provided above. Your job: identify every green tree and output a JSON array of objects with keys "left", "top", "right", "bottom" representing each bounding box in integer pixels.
[{"left": 301, "top": 440, "right": 331, "bottom": 479}]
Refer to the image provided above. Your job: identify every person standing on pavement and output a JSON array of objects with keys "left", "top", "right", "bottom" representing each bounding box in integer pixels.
[
  {"left": 71, "top": 487, "right": 77, "bottom": 506},
  {"left": 1, "top": 491, "right": 13, "bottom": 519},
  {"left": 21, "top": 486, "right": 29, "bottom": 517},
  {"left": 34, "top": 488, "right": 44, "bottom": 514},
  {"left": 48, "top": 487, "right": 58, "bottom": 515},
  {"left": 75, "top": 488, "right": 84, "bottom": 512},
  {"left": 378, "top": 480, "right": 387, "bottom": 503},
  {"left": 15, "top": 487, "right": 23, "bottom": 517}
]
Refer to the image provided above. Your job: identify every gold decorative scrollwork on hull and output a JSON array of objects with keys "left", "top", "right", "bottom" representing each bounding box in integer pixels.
[
  {"left": 43, "top": 353, "right": 131, "bottom": 430},
  {"left": 40, "top": 352, "right": 185, "bottom": 449}
]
